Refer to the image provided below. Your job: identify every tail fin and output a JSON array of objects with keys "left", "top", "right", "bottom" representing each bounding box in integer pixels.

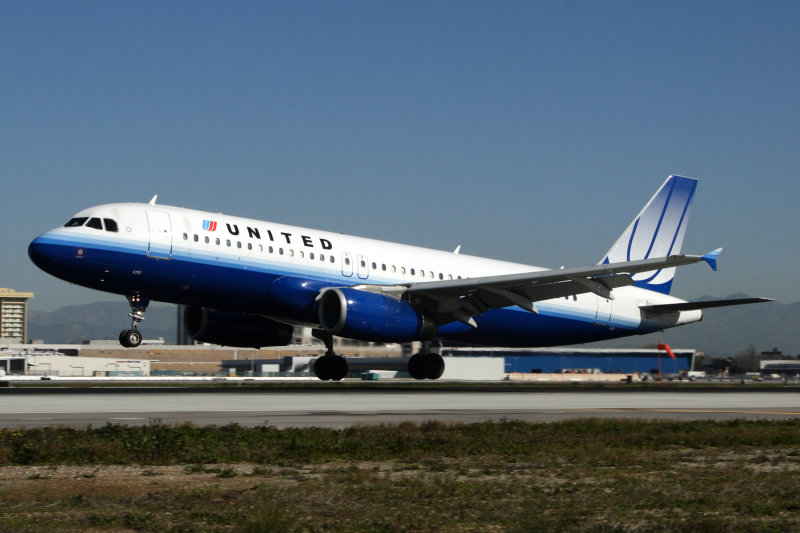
[{"left": 599, "top": 175, "right": 698, "bottom": 294}]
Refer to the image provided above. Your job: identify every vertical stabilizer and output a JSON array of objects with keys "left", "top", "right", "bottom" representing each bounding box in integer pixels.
[{"left": 599, "top": 175, "right": 698, "bottom": 294}]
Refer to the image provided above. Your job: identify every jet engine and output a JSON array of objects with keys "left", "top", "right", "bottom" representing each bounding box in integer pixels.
[
  {"left": 184, "top": 306, "right": 294, "bottom": 348},
  {"left": 316, "top": 288, "right": 434, "bottom": 343}
]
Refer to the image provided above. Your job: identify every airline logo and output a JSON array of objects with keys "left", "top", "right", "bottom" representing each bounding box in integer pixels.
[{"left": 202, "top": 220, "right": 218, "bottom": 232}]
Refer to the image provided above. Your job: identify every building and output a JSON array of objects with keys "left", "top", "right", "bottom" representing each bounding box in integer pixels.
[
  {"left": 0, "top": 288, "right": 33, "bottom": 343},
  {"left": 443, "top": 346, "right": 695, "bottom": 375}
]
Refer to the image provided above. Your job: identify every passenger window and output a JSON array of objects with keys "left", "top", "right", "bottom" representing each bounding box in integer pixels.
[
  {"left": 193, "top": 234, "right": 199, "bottom": 242},
  {"left": 216, "top": 238, "right": 220, "bottom": 245},
  {"left": 86, "top": 217, "right": 103, "bottom": 230},
  {"left": 345, "top": 258, "right": 351, "bottom": 265},
  {"left": 289, "top": 250, "right": 295, "bottom": 257},
  {"left": 439, "top": 273, "right": 444, "bottom": 280},
  {"left": 237, "top": 241, "right": 242, "bottom": 249},
  {"left": 103, "top": 219, "right": 118, "bottom": 232},
  {"left": 226, "top": 240, "right": 231, "bottom": 247},
  {"left": 269, "top": 246, "right": 274, "bottom": 253},
  {"left": 401, "top": 267, "right": 406, "bottom": 274},
  {"left": 310, "top": 253, "right": 315, "bottom": 260},
  {"left": 330, "top": 256, "right": 334, "bottom": 263},
  {"left": 64, "top": 217, "right": 88, "bottom": 227},
  {"left": 382, "top": 264, "right": 386, "bottom": 271},
  {"left": 247, "top": 243, "right": 252, "bottom": 250},
  {"left": 279, "top": 248, "right": 284, "bottom": 255},
  {"left": 372, "top": 262, "right": 377, "bottom": 269},
  {"left": 183, "top": 233, "right": 188, "bottom": 240},
  {"left": 299, "top": 251, "right": 304, "bottom": 258},
  {"left": 391, "top": 266, "right": 396, "bottom": 273},
  {"left": 205, "top": 236, "right": 210, "bottom": 244},
  {"left": 410, "top": 268, "right": 415, "bottom": 276}
]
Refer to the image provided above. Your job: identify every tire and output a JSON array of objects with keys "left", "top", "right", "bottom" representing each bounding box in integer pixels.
[
  {"left": 124, "top": 329, "right": 142, "bottom": 348},
  {"left": 314, "top": 357, "right": 332, "bottom": 381},
  {"left": 331, "top": 356, "right": 348, "bottom": 381},
  {"left": 408, "top": 353, "right": 426, "bottom": 380},
  {"left": 425, "top": 354, "right": 445, "bottom": 380}
]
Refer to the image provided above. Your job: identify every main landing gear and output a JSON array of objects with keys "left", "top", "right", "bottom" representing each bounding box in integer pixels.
[
  {"left": 407, "top": 341, "right": 445, "bottom": 380},
  {"left": 312, "top": 330, "right": 349, "bottom": 381},
  {"left": 119, "top": 294, "right": 149, "bottom": 348}
]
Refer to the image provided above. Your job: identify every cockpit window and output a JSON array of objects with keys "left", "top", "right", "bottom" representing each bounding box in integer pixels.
[
  {"left": 64, "top": 217, "right": 88, "bottom": 227},
  {"left": 86, "top": 217, "right": 103, "bottom": 230},
  {"left": 104, "top": 218, "right": 119, "bottom": 232}
]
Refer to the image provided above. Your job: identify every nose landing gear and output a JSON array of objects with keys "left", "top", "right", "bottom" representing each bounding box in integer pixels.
[{"left": 119, "top": 294, "right": 149, "bottom": 348}]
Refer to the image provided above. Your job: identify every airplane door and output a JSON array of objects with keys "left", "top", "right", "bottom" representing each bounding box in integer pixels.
[
  {"left": 594, "top": 296, "right": 612, "bottom": 326},
  {"left": 341, "top": 252, "right": 353, "bottom": 277},
  {"left": 357, "top": 254, "right": 369, "bottom": 280},
  {"left": 146, "top": 210, "right": 173, "bottom": 259}
]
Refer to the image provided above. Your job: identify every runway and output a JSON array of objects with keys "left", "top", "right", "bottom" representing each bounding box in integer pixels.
[{"left": 2, "top": 387, "right": 800, "bottom": 428}]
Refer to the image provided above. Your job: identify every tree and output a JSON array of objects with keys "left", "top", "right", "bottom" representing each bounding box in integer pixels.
[{"left": 732, "top": 344, "right": 760, "bottom": 374}]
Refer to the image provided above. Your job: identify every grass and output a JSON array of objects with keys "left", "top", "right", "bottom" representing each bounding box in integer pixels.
[{"left": 1, "top": 419, "right": 800, "bottom": 531}]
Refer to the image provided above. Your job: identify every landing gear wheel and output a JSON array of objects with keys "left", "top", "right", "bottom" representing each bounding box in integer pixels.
[
  {"left": 424, "top": 354, "right": 445, "bottom": 380},
  {"left": 408, "top": 353, "right": 445, "bottom": 380},
  {"left": 408, "top": 353, "right": 426, "bottom": 380},
  {"left": 330, "top": 355, "right": 348, "bottom": 381},
  {"left": 119, "top": 329, "right": 142, "bottom": 348},
  {"left": 314, "top": 357, "right": 333, "bottom": 381},
  {"left": 313, "top": 355, "right": 348, "bottom": 381}
]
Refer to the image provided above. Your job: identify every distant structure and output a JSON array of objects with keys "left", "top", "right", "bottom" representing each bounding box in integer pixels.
[{"left": 0, "top": 288, "right": 34, "bottom": 344}]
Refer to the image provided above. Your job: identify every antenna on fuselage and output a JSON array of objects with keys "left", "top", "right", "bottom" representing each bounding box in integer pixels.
[{"left": 148, "top": 195, "right": 158, "bottom": 205}]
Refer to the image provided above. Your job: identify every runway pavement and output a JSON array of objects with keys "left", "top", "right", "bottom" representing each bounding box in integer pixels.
[{"left": 2, "top": 386, "right": 800, "bottom": 428}]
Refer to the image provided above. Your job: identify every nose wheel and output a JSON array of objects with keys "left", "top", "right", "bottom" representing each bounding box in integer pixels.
[
  {"left": 119, "top": 328, "right": 142, "bottom": 348},
  {"left": 119, "top": 293, "right": 149, "bottom": 348}
]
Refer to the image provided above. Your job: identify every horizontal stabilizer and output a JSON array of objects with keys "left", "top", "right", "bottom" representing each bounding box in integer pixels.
[{"left": 640, "top": 297, "right": 772, "bottom": 313}]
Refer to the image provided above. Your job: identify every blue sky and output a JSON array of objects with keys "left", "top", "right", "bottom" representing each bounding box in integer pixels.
[{"left": 2, "top": 1, "right": 798, "bottom": 310}]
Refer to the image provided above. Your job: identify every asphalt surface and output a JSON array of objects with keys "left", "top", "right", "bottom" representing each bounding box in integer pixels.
[{"left": 2, "top": 386, "right": 800, "bottom": 428}]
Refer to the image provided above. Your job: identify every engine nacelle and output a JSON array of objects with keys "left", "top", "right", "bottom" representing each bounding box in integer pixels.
[
  {"left": 317, "top": 288, "right": 433, "bottom": 343},
  {"left": 184, "top": 306, "right": 294, "bottom": 348}
]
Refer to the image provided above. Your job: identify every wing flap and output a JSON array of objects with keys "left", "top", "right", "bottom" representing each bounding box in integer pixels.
[{"left": 640, "top": 297, "right": 772, "bottom": 313}]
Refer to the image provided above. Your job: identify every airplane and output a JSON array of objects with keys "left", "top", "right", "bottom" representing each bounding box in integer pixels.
[{"left": 28, "top": 175, "right": 769, "bottom": 380}]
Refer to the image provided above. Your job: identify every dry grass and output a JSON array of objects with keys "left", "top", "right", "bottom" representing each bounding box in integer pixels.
[{"left": 2, "top": 419, "right": 800, "bottom": 531}]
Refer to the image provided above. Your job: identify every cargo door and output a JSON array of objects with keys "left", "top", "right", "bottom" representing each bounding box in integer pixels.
[{"left": 146, "top": 210, "right": 173, "bottom": 259}]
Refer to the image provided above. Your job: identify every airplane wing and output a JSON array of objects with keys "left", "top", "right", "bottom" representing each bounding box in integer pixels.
[{"left": 344, "top": 251, "right": 722, "bottom": 328}]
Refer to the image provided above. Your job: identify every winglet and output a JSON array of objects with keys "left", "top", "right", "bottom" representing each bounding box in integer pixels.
[
  {"left": 702, "top": 248, "right": 723, "bottom": 271},
  {"left": 149, "top": 195, "right": 158, "bottom": 206}
]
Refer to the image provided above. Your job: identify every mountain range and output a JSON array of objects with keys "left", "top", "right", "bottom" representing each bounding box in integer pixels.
[{"left": 26, "top": 296, "right": 796, "bottom": 358}]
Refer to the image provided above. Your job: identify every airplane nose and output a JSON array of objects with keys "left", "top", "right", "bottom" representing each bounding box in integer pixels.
[
  {"left": 28, "top": 236, "right": 48, "bottom": 269},
  {"left": 28, "top": 235, "right": 60, "bottom": 274}
]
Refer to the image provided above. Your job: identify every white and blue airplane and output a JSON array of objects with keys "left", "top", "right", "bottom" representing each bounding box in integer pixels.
[{"left": 29, "top": 175, "right": 768, "bottom": 380}]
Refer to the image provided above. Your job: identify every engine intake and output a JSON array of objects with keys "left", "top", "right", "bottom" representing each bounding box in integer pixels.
[
  {"left": 317, "top": 288, "right": 433, "bottom": 342},
  {"left": 184, "top": 306, "right": 294, "bottom": 348}
]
